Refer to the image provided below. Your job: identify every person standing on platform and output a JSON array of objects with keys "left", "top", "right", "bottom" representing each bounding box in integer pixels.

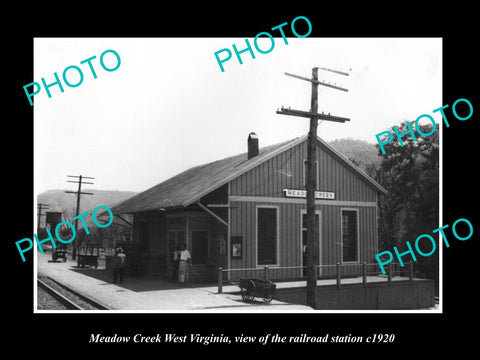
[
  {"left": 113, "top": 247, "right": 127, "bottom": 284},
  {"left": 171, "top": 246, "right": 181, "bottom": 281},
  {"left": 178, "top": 243, "right": 191, "bottom": 283}
]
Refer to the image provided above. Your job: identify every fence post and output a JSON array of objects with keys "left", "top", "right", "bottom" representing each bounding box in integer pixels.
[
  {"left": 336, "top": 263, "right": 341, "bottom": 289},
  {"left": 387, "top": 263, "right": 392, "bottom": 286},
  {"left": 362, "top": 261, "right": 367, "bottom": 287},
  {"left": 264, "top": 266, "right": 269, "bottom": 281},
  {"left": 409, "top": 260, "right": 413, "bottom": 284},
  {"left": 217, "top": 267, "right": 223, "bottom": 294}
]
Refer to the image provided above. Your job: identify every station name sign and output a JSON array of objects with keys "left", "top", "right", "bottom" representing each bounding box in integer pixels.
[{"left": 283, "top": 189, "right": 335, "bottom": 200}]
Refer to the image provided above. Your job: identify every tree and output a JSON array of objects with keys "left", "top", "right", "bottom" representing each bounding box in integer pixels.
[{"left": 367, "top": 121, "right": 439, "bottom": 281}]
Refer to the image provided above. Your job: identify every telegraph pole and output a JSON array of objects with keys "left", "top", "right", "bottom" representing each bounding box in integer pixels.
[
  {"left": 306, "top": 67, "right": 320, "bottom": 309},
  {"left": 37, "top": 203, "right": 49, "bottom": 235},
  {"left": 277, "top": 67, "right": 350, "bottom": 309},
  {"left": 65, "top": 175, "right": 94, "bottom": 259}
]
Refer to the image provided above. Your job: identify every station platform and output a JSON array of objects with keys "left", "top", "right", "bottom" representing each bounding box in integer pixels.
[
  {"left": 36, "top": 250, "right": 312, "bottom": 311},
  {"left": 36, "top": 249, "right": 436, "bottom": 311}
]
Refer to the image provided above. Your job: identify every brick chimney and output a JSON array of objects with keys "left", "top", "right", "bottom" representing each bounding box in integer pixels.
[{"left": 248, "top": 132, "right": 259, "bottom": 159}]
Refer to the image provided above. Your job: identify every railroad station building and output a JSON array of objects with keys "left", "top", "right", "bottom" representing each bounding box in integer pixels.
[{"left": 111, "top": 133, "right": 387, "bottom": 283}]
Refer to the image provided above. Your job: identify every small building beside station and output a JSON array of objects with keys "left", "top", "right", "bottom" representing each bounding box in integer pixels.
[{"left": 111, "top": 133, "right": 387, "bottom": 283}]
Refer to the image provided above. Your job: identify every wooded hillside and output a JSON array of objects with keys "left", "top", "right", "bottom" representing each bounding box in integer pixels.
[{"left": 365, "top": 121, "right": 439, "bottom": 284}]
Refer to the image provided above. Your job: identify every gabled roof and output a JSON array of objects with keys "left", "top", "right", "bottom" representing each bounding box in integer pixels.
[{"left": 111, "top": 136, "right": 387, "bottom": 214}]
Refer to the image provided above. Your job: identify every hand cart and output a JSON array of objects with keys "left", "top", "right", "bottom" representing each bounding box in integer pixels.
[
  {"left": 77, "top": 243, "right": 100, "bottom": 268},
  {"left": 239, "top": 278, "right": 276, "bottom": 302}
]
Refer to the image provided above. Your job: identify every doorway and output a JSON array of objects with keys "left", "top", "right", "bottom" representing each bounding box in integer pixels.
[{"left": 191, "top": 230, "right": 209, "bottom": 265}]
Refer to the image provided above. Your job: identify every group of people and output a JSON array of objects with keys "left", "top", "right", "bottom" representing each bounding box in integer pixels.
[{"left": 111, "top": 244, "right": 192, "bottom": 284}]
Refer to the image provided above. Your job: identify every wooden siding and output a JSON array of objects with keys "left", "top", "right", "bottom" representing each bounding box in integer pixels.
[
  {"left": 133, "top": 211, "right": 167, "bottom": 258},
  {"left": 230, "top": 140, "right": 377, "bottom": 202},
  {"left": 229, "top": 201, "right": 378, "bottom": 279},
  {"left": 124, "top": 137, "right": 382, "bottom": 282},
  {"left": 274, "top": 280, "right": 435, "bottom": 309},
  {"left": 228, "top": 139, "right": 379, "bottom": 278}
]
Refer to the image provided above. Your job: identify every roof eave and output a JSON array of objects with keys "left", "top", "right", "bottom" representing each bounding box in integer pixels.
[
  {"left": 181, "top": 135, "right": 307, "bottom": 206},
  {"left": 315, "top": 137, "right": 388, "bottom": 196}
]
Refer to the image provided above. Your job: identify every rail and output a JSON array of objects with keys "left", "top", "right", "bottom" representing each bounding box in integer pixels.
[
  {"left": 38, "top": 277, "right": 110, "bottom": 310},
  {"left": 38, "top": 279, "right": 83, "bottom": 310},
  {"left": 217, "top": 261, "right": 414, "bottom": 293}
]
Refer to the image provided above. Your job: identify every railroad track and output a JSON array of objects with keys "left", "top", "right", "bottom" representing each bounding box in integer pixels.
[{"left": 37, "top": 276, "right": 110, "bottom": 310}]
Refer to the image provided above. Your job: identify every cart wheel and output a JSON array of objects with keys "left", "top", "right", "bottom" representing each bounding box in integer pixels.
[
  {"left": 262, "top": 291, "right": 274, "bottom": 302},
  {"left": 241, "top": 288, "right": 254, "bottom": 302},
  {"left": 240, "top": 287, "right": 247, "bottom": 301},
  {"left": 241, "top": 280, "right": 255, "bottom": 302}
]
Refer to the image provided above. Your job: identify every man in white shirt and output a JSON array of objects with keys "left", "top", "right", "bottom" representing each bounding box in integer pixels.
[{"left": 178, "top": 244, "right": 191, "bottom": 283}]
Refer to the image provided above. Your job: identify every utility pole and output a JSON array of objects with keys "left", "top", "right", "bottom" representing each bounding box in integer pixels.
[
  {"left": 277, "top": 67, "right": 350, "bottom": 309},
  {"left": 65, "top": 175, "right": 94, "bottom": 259},
  {"left": 37, "top": 203, "right": 49, "bottom": 235},
  {"left": 306, "top": 67, "right": 320, "bottom": 310}
]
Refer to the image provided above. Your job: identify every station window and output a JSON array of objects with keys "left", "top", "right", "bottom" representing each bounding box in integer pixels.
[
  {"left": 257, "top": 207, "right": 279, "bottom": 266},
  {"left": 341, "top": 209, "right": 359, "bottom": 262}
]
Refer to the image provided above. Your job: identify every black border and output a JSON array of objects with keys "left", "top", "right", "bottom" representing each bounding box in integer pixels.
[{"left": 7, "top": 4, "right": 479, "bottom": 353}]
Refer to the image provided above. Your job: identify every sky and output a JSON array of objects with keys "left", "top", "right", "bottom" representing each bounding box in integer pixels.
[{"left": 34, "top": 37, "right": 442, "bottom": 194}]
